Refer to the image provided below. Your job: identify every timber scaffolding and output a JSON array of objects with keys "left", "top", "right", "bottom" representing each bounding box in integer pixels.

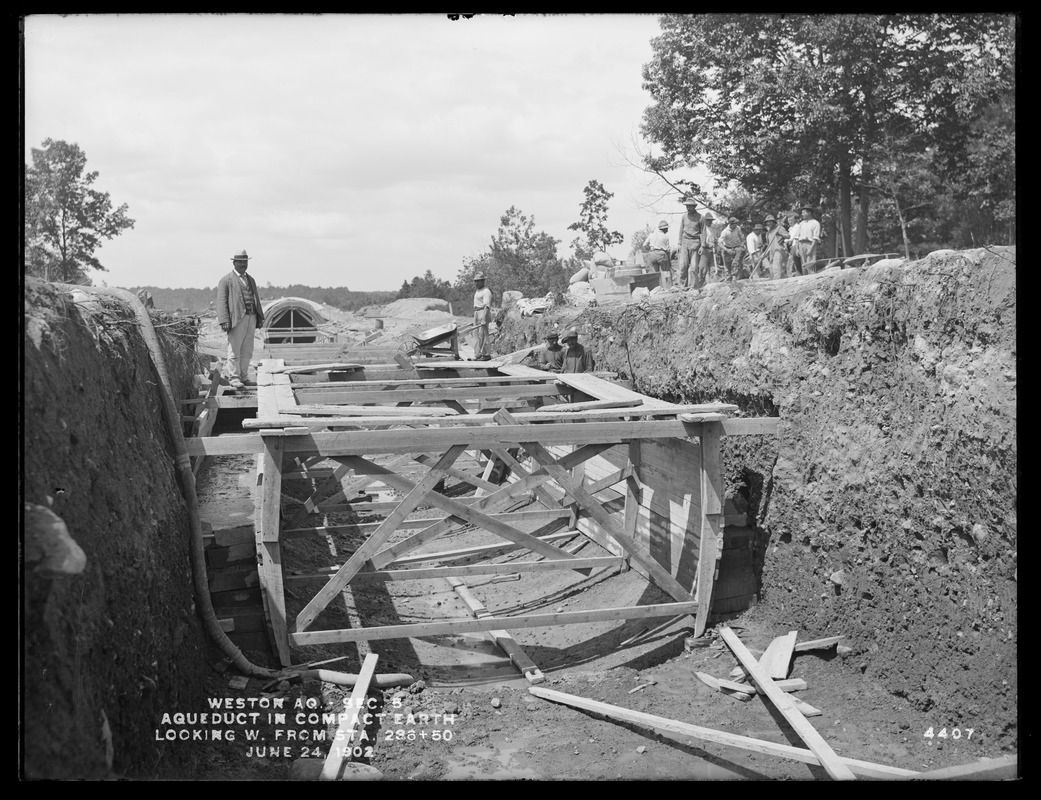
[{"left": 184, "top": 356, "right": 778, "bottom": 670}]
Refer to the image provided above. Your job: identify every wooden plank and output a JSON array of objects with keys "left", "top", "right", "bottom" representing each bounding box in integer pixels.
[
  {"left": 527, "top": 687, "right": 916, "bottom": 780},
  {"left": 282, "top": 509, "right": 571, "bottom": 539},
  {"left": 694, "top": 670, "right": 753, "bottom": 701},
  {"left": 447, "top": 577, "right": 546, "bottom": 684},
  {"left": 291, "top": 601, "right": 700, "bottom": 645},
  {"left": 694, "top": 420, "right": 724, "bottom": 637},
  {"left": 495, "top": 410, "right": 694, "bottom": 605},
  {"left": 254, "top": 439, "right": 291, "bottom": 667},
  {"left": 384, "top": 527, "right": 575, "bottom": 568},
  {"left": 286, "top": 556, "right": 623, "bottom": 584},
  {"left": 794, "top": 636, "right": 843, "bottom": 652},
  {"left": 320, "top": 653, "right": 379, "bottom": 781},
  {"left": 294, "top": 445, "right": 467, "bottom": 633},
  {"left": 295, "top": 384, "right": 561, "bottom": 405},
  {"left": 196, "top": 418, "right": 700, "bottom": 454},
  {"left": 538, "top": 398, "right": 642, "bottom": 413},
  {"left": 719, "top": 625, "right": 857, "bottom": 781},
  {"left": 273, "top": 363, "right": 364, "bottom": 374},
  {"left": 293, "top": 374, "right": 561, "bottom": 390},
  {"left": 284, "top": 403, "right": 458, "bottom": 417},
  {"left": 760, "top": 631, "right": 798, "bottom": 679}
]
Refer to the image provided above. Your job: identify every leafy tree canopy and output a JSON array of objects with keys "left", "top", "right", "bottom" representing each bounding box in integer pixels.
[
  {"left": 25, "top": 139, "right": 136, "bottom": 284},
  {"left": 567, "top": 179, "right": 624, "bottom": 260}
]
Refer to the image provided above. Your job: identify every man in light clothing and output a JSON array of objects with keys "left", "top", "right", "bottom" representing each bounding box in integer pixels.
[
  {"left": 796, "top": 205, "right": 821, "bottom": 271},
  {"left": 763, "top": 215, "right": 791, "bottom": 280},
  {"left": 472, "top": 272, "right": 493, "bottom": 360},
  {"left": 745, "top": 223, "right": 766, "bottom": 279},
  {"left": 643, "top": 220, "right": 674, "bottom": 288},
  {"left": 718, "top": 217, "right": 745, "bottom": 281},
  {"left": 676, "top": 196, "right": 705, "bottom": 289},
  {"left": 217, "top": 250, "right": 265, "bottom": 389},
  {"left": 697, "top": 211, "right": 720, "bottom": 285}
]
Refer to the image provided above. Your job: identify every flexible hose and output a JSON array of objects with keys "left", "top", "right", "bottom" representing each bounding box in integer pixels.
[{"left": 60, "top": 284, "right": 279, "bottom": 678}]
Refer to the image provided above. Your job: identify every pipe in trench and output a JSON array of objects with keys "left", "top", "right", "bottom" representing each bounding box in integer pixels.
[
  {"left": 59, "top": 285, "right": 415, "bottom": 689},
  {"left": 59, "top": 285, "right": 280, "bottom": 678}
]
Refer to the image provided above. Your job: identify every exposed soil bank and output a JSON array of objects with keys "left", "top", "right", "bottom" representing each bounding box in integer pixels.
[
  {"left": 22, "top": 279, "right": 211, "bottom": 778},
  {"left": 496, "top": 247, "right": 1017, "bottom": 748}
]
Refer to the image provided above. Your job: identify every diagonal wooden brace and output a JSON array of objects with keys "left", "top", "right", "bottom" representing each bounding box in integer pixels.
[
  {"left": 294, "top": 445, "right": 466, "bottom": 632},
  {"left": 493, "top": 409, "right": 695, "bottom": 604}
]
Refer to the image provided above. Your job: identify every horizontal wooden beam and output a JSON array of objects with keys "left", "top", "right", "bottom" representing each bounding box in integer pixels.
[
  {"left": 290, "top": 601, "right": 699, "bottom": 645},
  {"left": 282, "top": 508, "right": 571, "bottom": 539},
  {"left": 188, "top": 419, "right": 694, "bottom": 456},
  {"left": 384, "top": 528, "right": 575, "bottom": 568},
  {"left": 293, "top": 374, "right": 563, "bottom": 389},
  {"left": 294, "top": 384, "right": 562, "bottom": 405},
  {"left": 285, "top": 556, "right": 623, "bottom": 584}
]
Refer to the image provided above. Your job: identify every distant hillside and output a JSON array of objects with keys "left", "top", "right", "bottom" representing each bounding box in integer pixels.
[{"left": 130, "top": 285, "right": 397, "bottom": 314}]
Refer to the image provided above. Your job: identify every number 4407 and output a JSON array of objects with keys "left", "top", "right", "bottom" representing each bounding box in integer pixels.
[{"left": 924, "top": 727, "right": 974, "bottom": 740}]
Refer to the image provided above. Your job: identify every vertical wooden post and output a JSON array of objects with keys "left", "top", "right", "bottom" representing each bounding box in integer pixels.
[
  {"left": 694, "top": 422, "right": 724, "bottom": 637},
  {"left": 621, "top": 439, "right": 642, "bottom": 573},
  {"left": 255, "top": 431, "right": 291, "bottom": 666}
]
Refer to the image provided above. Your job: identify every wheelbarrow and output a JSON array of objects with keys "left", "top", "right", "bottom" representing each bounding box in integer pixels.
[{"left": 410, "top": 322, "right": 481, "bottom": 359}]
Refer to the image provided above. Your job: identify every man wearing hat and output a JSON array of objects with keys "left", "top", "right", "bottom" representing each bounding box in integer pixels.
[
  {"left": 560, "top": 328, "right": 594, "bottom": 374},
  {"left": 718, "top": 216, "right": 746, "bottom": 281},
  {"left": 537, "top": 331, "right": 565, "bottom": 373},
  {"left": 472, "top": 272, "right": 493, "bottom": 360},
  {"left": 217, "top": 250, "right": 264, "bottom": 388},
  {"left": 642, "top": 219, "right": 674, "bottom": 289},
  {"left": 695, "top": 210, "right": 720, "bottom": 286},
  {"left": 795, "top": 205, "right": 821, "bottom": 271},
  {"left": 763, "top": 215, "right": 791, "bottom": 280},
  {"left": 676, "top": 195, "right": 705, "bottom": 289}
]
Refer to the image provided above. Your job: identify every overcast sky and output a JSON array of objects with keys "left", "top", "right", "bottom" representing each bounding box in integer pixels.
[{"left": 24, "top": 13, "right": 712, "bottom": 292}]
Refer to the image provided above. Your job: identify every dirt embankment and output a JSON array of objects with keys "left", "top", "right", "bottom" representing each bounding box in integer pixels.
[
  {"left": 496, "top": 247, "right": 1017, "bottom": 747},
  {"left": 22, "top": 280, "right": 211, "bottom": 779}
]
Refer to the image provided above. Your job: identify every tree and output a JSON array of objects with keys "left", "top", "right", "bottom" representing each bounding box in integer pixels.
[
  {"left": 24, "top": 139, "right": 135, "bottom": 283},
  {"left": 640, "top": 14, "right": 1015, "bottom": 255},
  {"left": 456, "top": 207, "right": 567, "bottom": 301},
  {"left": 567, "top": 179, "right": 624, "bottom": 260}
]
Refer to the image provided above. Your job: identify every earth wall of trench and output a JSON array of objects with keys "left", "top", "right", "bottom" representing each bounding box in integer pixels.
[
  {"left": 22, "top": 279, "right": 211, "bottom": 779},
  {"left": 496, "top": 247, "right": 1017, "bottom": 747}
]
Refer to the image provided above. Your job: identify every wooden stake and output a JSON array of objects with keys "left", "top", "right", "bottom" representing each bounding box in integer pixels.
[
  {"left": 719, "top": 626, "right": 856, "bottom": 781},
  {"left": 320, "top": 653, "right": 378, "bottom": 781}
]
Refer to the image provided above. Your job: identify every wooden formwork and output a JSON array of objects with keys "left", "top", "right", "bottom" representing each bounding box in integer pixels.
[{"left": 185, "top": 358, "right": 777, "bottom": 668}]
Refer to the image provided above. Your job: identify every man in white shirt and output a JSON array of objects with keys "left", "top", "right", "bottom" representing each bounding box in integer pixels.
[
  {"left": 643, "top": 220, "right": 674, "bottom": 288},
  {"left": 472, "top": 272, "right": 493, "bottom": 360},
  {"left": 745, "top": 223, "right": 765, "bottom": 279},
  {"left": 796, "top": 205, "right": 821, "bottom": 271},
  {"left": 786, "top": 212, "right": 803, "bottom": 276}
]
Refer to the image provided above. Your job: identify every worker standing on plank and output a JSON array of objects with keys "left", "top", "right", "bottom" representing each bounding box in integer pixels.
[
  {"left": 472, "top": 271, "right": 493, "bottom": 361},
  {"left": 217, "top": 250, "right": 265, "bottom": 389},
  {"left": 560, "top": 328, "right": 595, "bottom": 374}
]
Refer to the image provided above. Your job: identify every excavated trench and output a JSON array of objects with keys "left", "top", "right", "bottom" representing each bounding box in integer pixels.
[
  {"left": 494, "top": 247, "right": 1017, "bottom": 745},
  {"left": 22, "top": 246, "right": 1016, "bottom": 778}
]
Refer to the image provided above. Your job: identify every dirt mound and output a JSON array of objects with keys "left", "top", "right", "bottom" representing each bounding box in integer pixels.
[
  {"left": 376, "top": 297, "right": 452, "bottom": 319},
  {"left": 496, "top": 247, "right": 1017, "bottom": 748}
]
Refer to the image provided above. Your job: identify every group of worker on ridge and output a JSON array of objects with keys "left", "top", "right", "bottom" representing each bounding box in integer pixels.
[
  {"left": 215, "top": 252, "right": 595, "bottom": 388},
  {"left": 643, "top": 194, "right": 822, "bottom": 291}
]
